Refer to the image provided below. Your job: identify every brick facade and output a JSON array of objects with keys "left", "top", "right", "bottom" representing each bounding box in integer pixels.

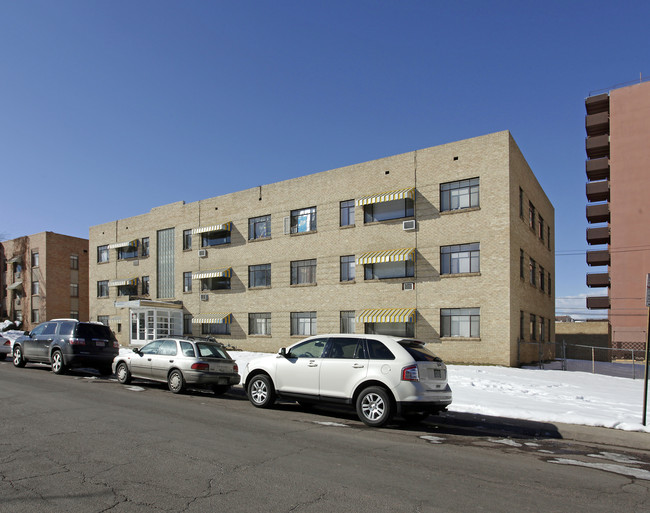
[{"left": 89, "top": 131, "right": 554, "bottom": 366}]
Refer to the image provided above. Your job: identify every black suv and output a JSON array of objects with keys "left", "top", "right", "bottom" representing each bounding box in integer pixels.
[{"left": 13, "top": 319, "right": 119, "bottom": 375}]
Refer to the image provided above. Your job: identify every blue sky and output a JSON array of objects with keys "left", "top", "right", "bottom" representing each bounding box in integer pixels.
[{"left": 1, "top": 1, "right": 648, "bottom": 318}]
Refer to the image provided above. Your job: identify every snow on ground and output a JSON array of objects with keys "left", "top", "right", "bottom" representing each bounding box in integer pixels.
[
  {"left": 231, "top": 351, "right": 650, "bottom": 434},
  {"left": 4, "top": 335, "right": 650, "bottom": 434}
]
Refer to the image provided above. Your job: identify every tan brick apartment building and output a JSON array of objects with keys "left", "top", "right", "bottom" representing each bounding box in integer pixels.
[
  {"left": 90, "top": 131, "right": 554, "bottom": 366},
  {"left": 585, "top": 79, "right": 650, "bottom": 349},
  {"left": 1, "top": 232, "right": 89, "bottom": 330}
]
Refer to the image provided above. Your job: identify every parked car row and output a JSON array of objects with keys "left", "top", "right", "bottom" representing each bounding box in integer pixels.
[{"left": 9, "top": 320, "right": 452, "bottom": 427}]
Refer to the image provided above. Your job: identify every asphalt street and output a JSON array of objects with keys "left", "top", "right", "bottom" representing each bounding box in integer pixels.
[{"left": 1, "top": 360, "right": 649, "bottom": 513}]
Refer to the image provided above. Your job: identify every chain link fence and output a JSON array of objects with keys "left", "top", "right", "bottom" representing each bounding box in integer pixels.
[{"left": 518, "top": 339, "right": 648, "bottom": 379}]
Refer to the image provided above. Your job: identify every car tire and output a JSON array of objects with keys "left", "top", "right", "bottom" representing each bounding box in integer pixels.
[
  {"left": 116, "top": 362, "right": 131, "bottom": 384},
  {"left": 402, "top": 411, "right": 429, "bottom": 424},
  {"left": 51, "top": 350, "right": 66, "bottom": 375},
  {"left": 168, "top": 369, "right": 186, "bottom": 394},
  {"left": 13, "top": 345, "right": 26, "bottom": 368},
  {"left": 247, "top": 374, "right": 276, "bottom": 408},
  {"left": 212, "top": 385, "right": 231, "bottom": 396},
  {"left": 356, "top": 386, "right": 393, "bottom": 427}
]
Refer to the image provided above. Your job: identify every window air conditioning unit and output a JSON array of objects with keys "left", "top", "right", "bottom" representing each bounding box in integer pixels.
[
  {"left": 198, "top": 249, "right": 208, "bottom": 258},
  {"left": 200, "top": 294, "right": 209, "bottom": 301},
  {"left": 402, "top": 282, "right": 415, "bottom": 291},
  {"left": 402, "top": 220, "right": 416, "bottom": 231}
]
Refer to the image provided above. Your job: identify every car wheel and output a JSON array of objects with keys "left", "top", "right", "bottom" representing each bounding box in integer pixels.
[
  {"left": 402, "top": 411, "right": 429, "bottom": 424},
  {"left": 51, "top": 350, "right": 66, "bottom": 375},
  {"left": 168, "top": 369, "right": 186, "bottom": 394},
  {"left": 116, "top": 362, "right": 131, "bottom": 384},
  {"left": 212, "top": 385, "right": 231, "bottom": 396},
  {"left": 247, "top": 374, "right": 276, "bottom": 408},
  {"left": 356, "top": 386, "right": 393, "bottom": 427},
  {"left": 13, "top": 346, "right": 26, "bottom": 368}
]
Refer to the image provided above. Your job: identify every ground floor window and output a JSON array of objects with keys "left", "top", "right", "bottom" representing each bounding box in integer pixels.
[
  {"left": 340, "top": 311, "right": 355, "bottom": 333},
  {"left": 291, "top": 311, "right": 316, "bottom": 336},
  {"left": 364, "top": 321, "right": 414, "bottom": 338},
  {"left": 201, "top": 322, "right": 231, "bottom": 335},
  {"left": 249, "top": 313, "right": 271, "bottom": 335},
  {"left": 441, "top": 308, "right": 480, "bottom": 338}
]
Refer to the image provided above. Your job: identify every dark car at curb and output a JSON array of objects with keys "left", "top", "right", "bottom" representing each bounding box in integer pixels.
[{"left": 12, "top": 319, "right": 119, "bottom": 375}]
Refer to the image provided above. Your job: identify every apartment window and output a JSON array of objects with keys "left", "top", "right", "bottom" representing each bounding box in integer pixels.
[
  {"left": 249, "top": 215, "right": 271, "bottom": 240},
  {"left": 364, "top": 198, "right": 413, "bottom": 223},
  {"left": 183, "top": 272, "right": 192, "bottom": 292},
  {"left": 70, "top": 254, "right": 79, "bottom": 270},
  {"left": 142, "top": 276, "right": 150, "bottom": 295},
  {"left": 441, "top": 243, "right": 480, "bottom": 274},
  {"left": 547, "top": 227, "right": 551, "bottom": 250},
  {"left": 118, "top": 283, "right": 137, "bottom": 296},
  {"left": 340, "top": 200, "right": 355, "bottom": 227},
  {"left": 141, "top": 237, "right": 150, "bottom": 257},
  {"left": 529, "top": 258, "right": 536, "bottom": 286},
  {"left": 201, "top": 228, "right": 231, "bottom": 247},
  {"left": 365, "top": 322, "right": 414, "bottom": 338},
  {"left": 340, "top": 311, "right": 355, "bottom": 334},
  {"left": 530, "top": 314, "right": 537, "bottom": 341},
  {"left": 540, "top": 316, "right": 546, "bottom": 342},
  {"left": 97, "top": 245, "right": 109, "bottom": 263},
  {"left": 364, "top": 260, "right": 414, "bottom": 280},
  {"left": 97, "top": 315, "right": 109, "bottom": 326},
  {"left": 528, "top": 202, "right": 536, "bottom": 231},
  {"left": 118, "top": 243, "right": 138, "bottom": 260},
  {"left": 31, "top": 281, "right": 39, "bottom": 296},
  {"left": 291, "top": 259, "right": 317, "bottom": 285},
  {"left": 31, "top": 309, "right": 40, "bottom": 323},
  {"left": 183, "top": 314, "right": 192, "bottom": 334},
  {"left": 519, "top": 311, "right": 525, "bottom": 340},
  {"left": 520, "top": 250, "right": 524, "bottom": 279},
  {"left": 249, "top": 264, "right": 271, "bottom": 288},
  {"left": 290, "top": 207, "right": 317, "bottom": 234},
  {"left": 440, "top": 178, "right": 479, "bottom": 212},
  {"left": 31, "top": 252, "right": 39, "bottom": 267},
  {"left": 183, "top": 229, "right": 192, "bottom": 250},
  {"left": 201, "top": 277, "right": 230, "bottom": 291},
  {"left": 519, "top": 187, "right": 523, "bottom": 218},
  {"left": 14, "top": 263, "right": 22, "bottom": 279},
  {"left": 340, "top": 255, "right": 355, "bottom": 282},
  {"left": 249, "top": 313, "right": 271, "bottom": 335},
  {"left": 97, "top": 280, "right": 109, "bottom": 297},
  {"left": 441, "top": 308, "right": 480, "bottom": 338},
  {"left": 291, "top": 311, "right": 317, "bottom": 336},
  {"left": 539, "top": 266, "right": 545, "bottom": 292},
  {"left": 548, "top": 273, "right": 552, "bottom": 296},
  {"left": 538, "top": 216, "right": 544, "bottom": 241},
  {"left": 70, "top": 311, "right": 79, "bottom": 320},
  {"left": 70, "top": 283, "right": 79, "bottom": 297},
  {"left": 202, "top": 323, "right": 231, "bottom": 336}
]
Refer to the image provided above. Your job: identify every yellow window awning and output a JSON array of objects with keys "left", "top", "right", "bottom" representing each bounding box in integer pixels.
[
  {"left": 108, "top": 240, "right": 138, "bottom": 250},
  {"left": 109, "top": 278, "right": 138, "bottom": 287},
  {"left": 355, "top": 187, "right": 415, "bottom": 207},
  {"left": 356, "top": 308, "right": 417, "bottom": 324},
  {"left": 191, "top": 222, "right": 232, "bottom": 235},
  {"left": 356, "top": 248, "right": 415, "bottom": 265},
  {"left": 192, "top": 268, "right": 232, "bottom": 280},
  {"left": 192, "top": 313, "right": 232, "bottom": 324}
]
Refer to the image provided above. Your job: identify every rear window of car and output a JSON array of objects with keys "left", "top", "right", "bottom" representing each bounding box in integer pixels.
[
  {"left": 398, "top": 340, "right": 442, "bottom": 362},
  {"left": 196, "top": 343, "right": 228, "bottom": 359},
  {"left": 75, "top": 323, "right": 115, "bottom": 341}
]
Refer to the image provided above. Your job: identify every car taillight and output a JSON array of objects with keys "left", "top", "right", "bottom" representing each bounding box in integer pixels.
[
  {"left": 69, "top": 338, "right": 86, "bottom": 345},
  {"left": 113, "top": 341, "right": 120, "bottom": 348},
  {"left": 3, "top": 340, "right": 10, "bottom": 346},
  {"left": 401, "top": 364, "right": 419, "bottom": 382},
  {"left": 191, "top": 362, "right": 209, "bottom": 371},
  {"left": 233, "top": 363, "right": 238, "bottom": 373}
]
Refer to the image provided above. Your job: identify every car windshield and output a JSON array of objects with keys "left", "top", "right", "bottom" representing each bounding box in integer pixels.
[
  {"left": 196, "top": 342, "right": 228, "bottom": 359},
  {"left": 398, "top": 340, "right": 442, "bottom": 362}
]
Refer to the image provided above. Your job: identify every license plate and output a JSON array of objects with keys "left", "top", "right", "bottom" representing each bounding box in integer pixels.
[{"left": 95, "top": 340, "right": 105, "bottom": 347}]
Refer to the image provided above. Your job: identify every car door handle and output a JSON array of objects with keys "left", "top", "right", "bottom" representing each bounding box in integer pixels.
[
  {"left": 352, "top": 364, "right": 365, "bottom": 368},
  {"left": 169, "top": 360, "right": 174, "bottom": 363},
  {"left": 308, "top": 363, "right": 318, "bottom": 367}
]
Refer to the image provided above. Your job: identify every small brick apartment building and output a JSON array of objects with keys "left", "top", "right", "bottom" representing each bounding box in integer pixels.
[
  {"left": 1, "top": 232, "right": 89, "bottom": 331},
  {"left": 90, "top": 131, "right": 554, "bottom": 366}
]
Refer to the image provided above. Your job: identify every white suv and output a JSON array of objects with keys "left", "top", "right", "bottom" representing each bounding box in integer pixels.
[{"left": 244, "top": 334, "right": 452, "bottom": 427}]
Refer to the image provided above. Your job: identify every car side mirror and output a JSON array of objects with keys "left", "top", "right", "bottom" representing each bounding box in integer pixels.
[
  {"left": 24, "top": 331, "right": 31, "bottom": 336},
  {"left": 279, "top": 348, "right": 287, "bottom": 357},
  {"left": 132, "top": 347, "right": 140, "bottom": 355}
]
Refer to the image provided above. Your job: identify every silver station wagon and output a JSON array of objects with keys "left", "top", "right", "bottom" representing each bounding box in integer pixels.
[{"left": 112, "top": 336, "right": 240, "bottom": 395}]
